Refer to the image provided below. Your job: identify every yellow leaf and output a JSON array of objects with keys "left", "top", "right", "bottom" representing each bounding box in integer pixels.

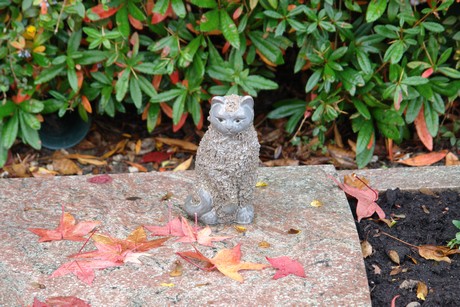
[
  {"left": 258, "top": 241, "right": 271, "bottom": 248},
  {"left": 52, "top": 158, "right": 82, "bottom": 175},
  {"left": 135, "top": 139, "right": 142, "bottom": 155},
  {"left": 155, "top": 137, "right": 198, "bottom": 151},
  {"left": 77, "top": 158, "right": 107, "bottom": 166},
  {"left": 173, "top": 156, "right": 193, "bottom": 171},
  {"left": 417, "top": 281, "right": 428, "bottom": 300},
  {"left": 33, "top": 45, "right": 46, "bottom": 53},
  {"left": 160, "top": 283, "right": 175, "bottom": 287},
  {"left": 255, "top": 181, "right": 268, "bottom": 187},
  {"left": 310, "top": 199, "right": 323, "bottom": 207},
  {"left": 233, "top": 225, "right": 247, "bottom": 233}
]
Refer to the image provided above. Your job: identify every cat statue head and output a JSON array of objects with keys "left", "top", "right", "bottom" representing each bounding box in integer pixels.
[{"left": 208, "top": 95, "right": 255, "bottom": 135}]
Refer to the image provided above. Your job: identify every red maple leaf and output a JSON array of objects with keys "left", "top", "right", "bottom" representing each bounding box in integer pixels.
[
  {"left": 28, "top": 206, "right": 100, "bottom": 242},
  {"left": 177, "top": 244, "right": 267, "bottom": 282},
  {"left": 32, "top": 296, "right": 90, "bottom": 307},
  {"left": 51, "top": 259, "right": 120, "bottom": 285},
  {"left": 266, "top": 256, "right": 306, "bottom": 280},
  {"left": 329, "top": 175, "right": 385, "bottom": 222},
  {"left": 146, "top": 216, "right": 230, "bottom": 246}
]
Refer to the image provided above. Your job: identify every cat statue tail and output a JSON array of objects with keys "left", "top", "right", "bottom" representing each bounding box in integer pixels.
[{"left": 183, "top": 188, "right": 218, "bottom": 224}]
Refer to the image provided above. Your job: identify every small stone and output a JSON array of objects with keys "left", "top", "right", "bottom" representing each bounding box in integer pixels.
[{"left": 406, "top": 302, "right": 421, "bottom": 307}]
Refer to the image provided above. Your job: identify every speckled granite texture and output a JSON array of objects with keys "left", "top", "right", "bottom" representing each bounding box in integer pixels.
[{"left": 0, "top": 166, "right": 371, "bottom": 306}]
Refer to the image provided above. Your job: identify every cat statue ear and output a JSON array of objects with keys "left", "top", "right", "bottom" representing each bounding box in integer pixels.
[
  {"left": 240, "top": 96, "right": 254, "bottom": 109},
  {"left": 211, "top": 96, "right": 225, "bottom": 106}
]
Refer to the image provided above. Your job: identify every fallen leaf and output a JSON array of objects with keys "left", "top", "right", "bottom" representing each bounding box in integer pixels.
[
  {"left": 400, "top": 279, "right": 420, "bottom": 290},
  {"left": 421, "top": 205, "right": 430, "bottom": 214},
  {"left": 125, "top": 161, "right": 148, "bottom": 172},
  {"left": 266, "top": 256, "right": 306, "bottom": 280},
  {"left": 445, "top": 152, "right": 460, "bottom": 166},
  {"left": 30, "top": 167, "right": 58, "bottom": 177},
  {"left": 160, "top": 283, "right": 175, "bottom": 287},
  {"left": 390, "top": 266, "right": 403, "bottom": 276},
  {"left": 390, "top": 295, "right": 400, "bottom": 307},
  {"left": 234, "top": 225, "right": 247, "bottom": 233},
  {"left": 327, "top": 144, "right": 356, "bottom": 168},
  {"left": 155, "top": 137, "right": 198, "bottom": 151},
  {"left": 51, "top": 259, "right": 120, "bottom": 285},
  {"left": 87, "top": 174, "right": 113, "bottom": 184},
  {"left": 287, "top": 228, "right": 301, "bottom": 234},
  {"left": 329, "top": 175, "right": 385, "bottom": 222},
  {"left": 361, "top": 240, "right": 373, "bottom": 258},
  {"left": 77, "top": 157, "right": 107, "bottom": 166},
  {"left": 343, "top": 173, "right": 370, "bottom": 190},
  {"left": 33, "top": 296, "right": 90, "bottom": 307},
  {"left": 419, "top": 187, "right": 436, "bottom": 196},
  {"left": 161, "top": 192, "right": 173, "bottom": 201},
  {"left": 417, "top": 245, "right": 460, "bottom": 263},
  {"left": 397, "top": 150, "right": 448, "bottom": 166},
  {"left": 263, "top": 158, "right": 299, "bottom": 167},
  {"left": 417, "top": 281, "right": 428, "bottom": 300},
  {"left": 52, "top": 158, "right": 82, "bottom": 175},
  {"left": 141, "top": 151, "right": 171, "bottom": 163},
  {"left": 169, "top": 260, "right": 183, "bottom": 277},
  {"left": 310, "top": 199, "right": 323, "bottom": 207},
  {"left": 388, "top": 250, "right": 400, "bottom": 264},
  {"left": 177, "top": 244, "right": 267, "bottom": 282},
  {"left": 3, "top": 161, "right": 31, "bottom": 177},
  {"left": 101, "top": 139, "right": 129, "bottom": 159},
  {"left": 173, "top": 156, "right": 193, "bottom": 171},
  {"left": 379, "top": 218, "right": 397, "bottom": 228},
  {"left": 145, "top": 217, "right": 185, "bottom": 237},
  {"left": 28, "top": 206, "right": 100, "bottom": 242},
  {"left": 372, "top": 264, "right": 381, "bottom": 275},
  {"left": 258, "top": 241, "right": 271, "bottom": 248},
  {"left": 256, "top": 181, "right": 268, "bottom": 187}
]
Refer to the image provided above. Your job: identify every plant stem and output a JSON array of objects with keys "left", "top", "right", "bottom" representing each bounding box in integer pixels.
[{"left": 381, "top": 231, "right": 418, "bottom": 249}]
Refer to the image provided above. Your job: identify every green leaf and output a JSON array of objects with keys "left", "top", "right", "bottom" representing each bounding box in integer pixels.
[
  {"left": 329, "top": 46, "right": 348, "bottom": 61},
  {"left": 150, "top": 89, "right": 183, "bottom": 103},
  {"left": 115, "top": 69, "right": 131, "bottom": 102},
  {"left": 356, "top": 50, "right": 372, "bottom": 75},
  {"left": 437, "top": 67, "right": 460, "bottom": 79},
  {"left": 355, "top": 117, "right": 374, "bottom": 155},
  {"left": 19, "top": 111, "right": 41, "bottom": 150},
  {"left": 67, "top": 30, "right": 82, "bottom": 53},
  {"left": 128, "top": 1, "right": 146, "bottom": 21},
  {"left": 76, "top": 51, "right": 109, "bottom": 65},
  {"left": 285, "top": 111, "right": 303, "bottom": 134},
  {"left": 424, "top": 100, "right": 439, "bottom": 137},
  {"left": 352, "top": 98, "right": 371, "bottom": 120},
  {"left": 207, "top": 65, "right": 233, "bottom": 82},
  {"left": 172, "top": 91, "right": 187, "bottom": 124},
  {"left": 247, "top": 31, "right": 284, "bottom": 65},
  {"left": 171, "top": 0, "right": 186, "bottom": 18},
  {"left": 267, "top": 0, "right": 278, "bottom": 9},
  {"left": 189, "top": 0, "right": 217, "bottom": 8},
  {"left": 1, "top": 111, "right": 18, "bottom": 149},
  {"left": 147, "top": 103, "right": 160, "bottom": 132},
  {"left": 405, "top": 97, "right": 423, "bottom": 124},
  {"left": 305, "top": 70, "right": 322, "bottom": 93},
  {"left": 422, "top": 22, "right": 445, "bottom": 33},
  {"left": 116, "top": 5, "right": 130, "bottom": 38},
  {"left": 200, "top": 9, "right": 220, "bottom": 32},
  {"left": 264, "top": 10, "right": 283, "bottom": 19},
  {"left": 384, "top": 41, "right": 404, "bottom": 64},
  {"left": 153, "top": 0, "right": 169, "bottom": 14},
  {"left": 68, "top": 68, "right": 79, "bottom": 92},
  {"left": 267, "top": 100, "right": 306, "bottom": 119},
  {"left": 366, "top": 0, "right": 387, "bottom": 23},
  {"left": 19, "top": 99, "right": 44, "bottom": 113},
  {"left": 0, "top": 100, "right": 16, "bottom": 119},
  {"left": 138, "top": 75, "right": 157, "bottom": 98},
  {"left": 401, "top": 76, "right": 429, "bottom": 86},
  {"left": 135, "top": 62, "right": 164, "bottom": 74},
  {"left": 220, "top": 10, "right": 240, "bottom": 49},
  {"left": 130, "top": 77, "right": 142, "bottom": 108},
  {"left": 246, "top": 75, "right": 278, "bottom": 90},
  {"left": 35, "top": 64, "right": 66, "bottom": 84},
  {"left": 0, "top": 143, "right": 7, "bottom": 167}
]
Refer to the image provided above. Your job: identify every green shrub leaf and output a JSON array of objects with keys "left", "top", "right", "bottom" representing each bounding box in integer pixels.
[
  {"left": 129, "top": 77, "right": 142, "bottom": 108},
  {"left": 115, "top": 69, "right": 131, "bottom": 102},
  {"left": 35, "top": 64, "right": 66, "bottom": 84},
  {"left": 171, "top": 0, "right": 186, "bottom": 18},
  {"left": 1, "top": 111, "right": 18, "bottom": 149},
  {"left": 366, "top": 0, "right": 387, "bottom": 23},
  {"left": 305, "top": 70, "right": 322, "bottom": 93},
  {"left": 190, "top": 0, "right": 217, "bottom": 8},
  {"left": 422, "top": 22, "right": 445, "bottom": 33},
  {"left": 220, "top": 10, "right": 240, "bottom": 49}
]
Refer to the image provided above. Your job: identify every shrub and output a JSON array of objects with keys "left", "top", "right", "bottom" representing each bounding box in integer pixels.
[{"left": 1, "top": 0, "right": 459, "bottom": 168}]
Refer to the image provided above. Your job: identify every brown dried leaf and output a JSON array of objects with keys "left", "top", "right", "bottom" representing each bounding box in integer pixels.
[
  {"left": 371, "top": 264, "right": 381, "bottom": 275},
  {"left": 161, "top": 192, "right": 173, "bottom": 201},
  {"left": 388, "top": 250, "right": 400, "bottom": 264},
  {"left": 287, "top": 228, "right": 301, "bottom": 234},
  {"left": 53, "top": 158, "right": 82, "bottom": 175},
  {"left": 263, "top": 158, "right": 299, "bottom": 167},
  {"left": 361, "top": 240, "right": 373, "bottom": 258},
  {"left": 421, "top": 205, "right": 430, "bottom": 214},
  {"left": 343, "top": 173, "right": 370, "bottom": 190},
  {"left": 258, "top": 241, "right": 271, "bottom": 248},
  {"left": 155, "top": 137, "right": 198, "bottom": 151},
  {"left": 390, "top": 266, "right": 403, "bottom": 276},
  {"left": 77, "top": 158, "right": 107, "bottom": 166},
  {"left": 418, "top": 245, "right": 453, "bottom": 263},
  {"left": 4, "top": 162, "right": 30, "bottom": 178},
  {"left": 169, "top": 260, "right": 183, "bottom": 277},
  {"left": 417, "top": 281, "right": 428, "bottom": 300},
  {"left": 30, "top": 167, "right": 58, "bottom": 178},
  {"left": 125, "top": 161, "right": 148, "bottom": 172},
  {"left": 233, "top": 225, "right": 247, "bottom": 233},
  {"left": 419, "top": 187, "right": 437, "bottom": 196},
  {"left": 327, "top": 144, "right": 356, "bottom": 168}
]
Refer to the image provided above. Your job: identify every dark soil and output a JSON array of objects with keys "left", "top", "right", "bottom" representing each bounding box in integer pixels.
[{"left": 352, "top": 189, "right": 460, "bottom": 306}]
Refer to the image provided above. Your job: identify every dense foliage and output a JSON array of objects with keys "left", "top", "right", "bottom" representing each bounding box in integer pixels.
[{"left": 1, "top": 0, "right": 459, "bottom": 167}]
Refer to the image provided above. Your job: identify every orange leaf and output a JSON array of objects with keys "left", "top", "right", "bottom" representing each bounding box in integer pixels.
[
  {"left": 155, "top": 137, "right": 198, "bottom": 151},
  {"left": 255, "top": 49, "right": 277, "bottom": 67},
  {"left": 422, "top": 67, "right": 433, "bottom": 78},
  {"left": 81, "top": 95, "right": 92, "bottom": 113},
  {"left": 397, "top": 150, "right": 448, "bottom": 166},
  {"left": 417, "top": 245, "right": 460, "bottom": 263},
  {"left": 76, "top": 70, "right": 84, "bottom": 89},
  {"left": 414, "top": 106, "right": 433, "bottom": 151},
  {"left": 125, "top": 161, "right": 148, "bottom": 172},
  {"left": 173, "top": 113, "right": 188, "bottom": 132},
  {"left": 90, "top": 4, "right": 120, "bottom": 19},
  {"left": 152, "top": 75, "right": 162, "bottom": 90},
  {"left": 445, "top": 152, "right": 460, "bottom": 166},
  {"left": 160, "top": 102, "right": 173, "bottom": 118},
  {"left": 52, "top": 158, "right": 82, "bottom": 175},
  {"left": 128, "top": 14, "right": 143, "bottom": 30},
  {"left": 173, "top": 156, "right": 193, "bottom": 171}
]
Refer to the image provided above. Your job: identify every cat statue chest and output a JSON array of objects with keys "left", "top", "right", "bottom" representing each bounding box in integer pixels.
[{"left": 183, "top": 95, "right": 260, "bottom": 224}]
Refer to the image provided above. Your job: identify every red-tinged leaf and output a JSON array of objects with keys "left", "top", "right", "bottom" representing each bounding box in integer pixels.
[
  {"left": 87, "top": 174, "right": 113, "bottom": 184},
  {"left": 222, "top": 41, "right": 231, "bottom": 54},
  {"left": 40, "top": 0, "right": 48, "bottom": 14},
  {"left": 329, "top": 175, "right": 385, "bottom": 222},
  {"left": 145, "top": 217, "right": 185, "bottom": 236},
  {"left": 266, "top": 256, "right": 306, "bottom": 280},
  {"left": 76, "top": 70, "right": 84, "bottom": 90},
  {"left": 81, "top": 95, "right": 92, "bottom": 113},
  {"left": 152, "top": 75, "right": 162, "bottom": 90},
  {"left": 175, "top": 217, "right": 230, "bottom": 246},
  {"left": 394, "top": 90, "right": 402, "bottom": 111},
  {"left": 160, "top": 102, "right": 173, "bottom": 118},
  {"left": 422, "top": 68, "right": 434, "bottom": 78},
  {"left": 90, "top": 4, "right": 120, "bottom": 19},
  {"left": 177, "top": 247, "right": 216, "bottom": 271},
  {"left": 390, "top": 295, "right": 400, "bottom": 307},
  {"left": 51, "top": 259, "right": 120, "bottom": 285},
  {"left": 44, "top": 296, "right": 90, "bottom": 307},
  {"left": 28, "top": 207, "right": 100, "bottom": 242},
  {"left": 151, "top": 4, "right": 173, "bottom": 24},
  {"left": 173, "top": 113, "right": 188, "bottom": 132},
  {"left": 170, "top": 70, "right": 180, "bottom": 84},
  {"left": 141, "top": 151, "right": 171, "bottom": 163},
  {"left": 397, "top": 150, "right": 448, "bottom": 166},
  {"left": 233, "top": 6, "right": 243, "bottom": 20},
  {"left": 128, "top": 14, "right": 143, "bottom": 30},
  {"left": 196, "top": 107, "right": 204, "bottom": 130},
  {"left": 414, "top": 106, "right": 433, "bottom": 151},
  {"left": 32, "top": 297, "right": 47, "bottom": 307}
]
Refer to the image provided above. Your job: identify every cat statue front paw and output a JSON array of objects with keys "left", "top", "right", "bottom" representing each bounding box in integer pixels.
[{"left": 235, "top": 205, "right": 254, "bottom": 224}]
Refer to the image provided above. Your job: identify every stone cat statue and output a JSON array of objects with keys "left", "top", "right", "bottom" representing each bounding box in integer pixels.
[{"left": 183, "top": 95, "right": 260, "bottom": 224}]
